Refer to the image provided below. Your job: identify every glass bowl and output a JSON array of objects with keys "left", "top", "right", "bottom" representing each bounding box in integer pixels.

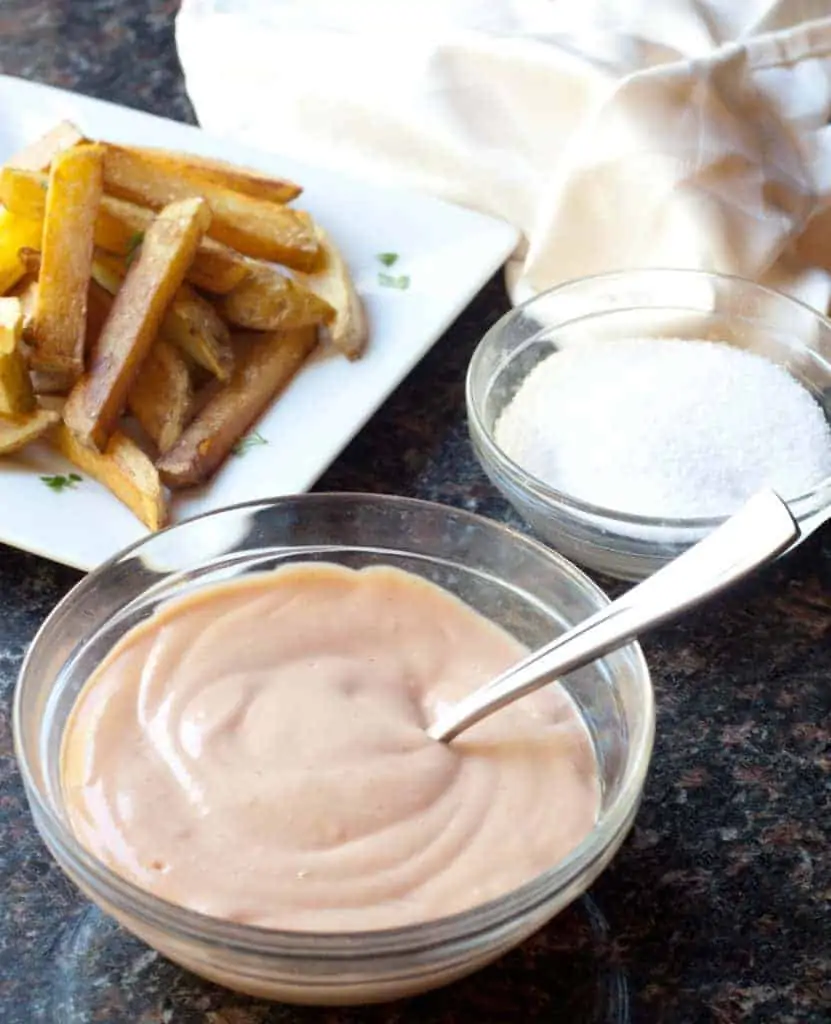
[
  {"left": 468, "top": 269, "right": 831, "bottom": 580},
  {"left": 14, "top": 493, "right": 653, "bottom": 1006}
]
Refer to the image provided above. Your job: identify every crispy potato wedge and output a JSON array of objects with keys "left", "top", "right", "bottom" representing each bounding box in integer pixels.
[
  {"left": 30, "top": 144, "right": 104, "bottom": 379},
  {"left": 6, "top": 120, "right": 85, "bottom": 172},
  {"left": 163, "top": 284, "right": 233, "bottom": 381},
  {"left": 157, "top": 326, "right": 318, "bottom": 488},
  {"left": 0, "top": 297, "right": 34, "bottom": 415},
  {"left": 50, "top": 422, "right": 167, "bottom": 530},
  {"left": 96, "top": 194, "right": 249, "bottom": 293},
  {"left": 19, "top": 253, "right": 112, "bottom": 388},
  {"left": 91, "top": 252, "right": 233, "bottom": 381},
  {"left": 297, "top": 226, "right": 368, "bottom": 360},
  {"left": 218, "top": 262, "right": 333, "bottom": 332},
  {"left": 7, "top": 276, "right": 67, "bottom": 393},
  {"left": 0, "top": 170, "right": 250, "bottom": 294},
  {"left": 0, "top": 407, "right": 60, "bottom": 453},
  {"left": 12, "top": 275, "right": 39, "bottom": 352},
  {"left": 125, "top": 146, "right": 302, "bottom": 204},
  {"left": 0, "top": 208, "right": 42, "bottom": 295},
  {"left": 128, "top": 338, "right": 193, "bottom": 454},
  {"left": 183, "top": 236, "right": 251, "bottom": 294},
  {"left": 101, "top": 145, "right": 319, "bottom": 268},
  {"left": 0, "top": 166, "right": 48, "bottom": 220},
  {"left": 63, "top": 197, "right": 211, "bottom": 451}
]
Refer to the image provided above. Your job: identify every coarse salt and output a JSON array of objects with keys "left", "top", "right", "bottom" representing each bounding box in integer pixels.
[{"left": 494, "top": 338, "right": 831, "bottom": 519}]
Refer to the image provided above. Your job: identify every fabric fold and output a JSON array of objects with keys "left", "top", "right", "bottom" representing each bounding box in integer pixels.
[{"left": 176, "top": 0, "right": 831, "bottom": 310}]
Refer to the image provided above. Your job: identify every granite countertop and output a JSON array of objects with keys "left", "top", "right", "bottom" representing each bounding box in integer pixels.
[{"left": 0, "top": 3, "right": 829, "bottom": 1021}]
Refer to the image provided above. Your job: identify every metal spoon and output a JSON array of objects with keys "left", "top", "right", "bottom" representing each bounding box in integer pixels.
[{"left": 427, "top": 489, "right": 798, "bottom": 743}]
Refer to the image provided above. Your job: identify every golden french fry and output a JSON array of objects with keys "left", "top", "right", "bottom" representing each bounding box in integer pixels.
[
  {"left": 30, "top": 144, "right": 104, "bottom": 379},
  {"left": 0, "top": 407, "right": 59, "bottom": 453},
  {"left": 102, "top": 145, "right": 319, "bottom": 269},
  {"left": 297, "top": 226, "right": 368, "bottom": 360},
  {"left": 157, "top": 326, "right": 318, "bottom": 488},
  {"left": 91, "top": 252, "right": 233, "bottom": 381},
  {"left": 9, "top": 276, "right": 70, "bottom": 394},
  {"left": 0, "top": 208, "right": 42, "bottom": 295},
  {"left": 162, "top": 284, "right": 233, "bottom": 381},
  {"left": 218, "top": 262, "right": 333, "bottom": 332},
  {"left": 96, "top": 194, "right": 249, "bottom": 293},
  {"left": 18, "top": 252, "right": 111, "bottom": 390},
  {"left": 63, "top": 197, "right": 211, "bottom": 451},
  {"left": 0, "top": 169, "right": 250, "bottom": 294},
  {"left": 124, "top": 146, "right": 302, "bottom": 204},
  {"left": 5, "top": 120, "right": 85, "bottom": 172},
  {"left": 50, "top": 422, "right": 167, "bottom": 530},
  {"left": 0, "top": 166, "right": 47, "bottom": 220},
  {"left": 0, "top": 297, "right": 35, "bottom": 415},
  {"left": 128, "top": 338, "right": 193, "bottom": 454},
  {"left": 184, "top": 237, "right": 251, "bottom": 294},
  {"left": 11, "top": 274, "right": 39, "bottom": 351}
]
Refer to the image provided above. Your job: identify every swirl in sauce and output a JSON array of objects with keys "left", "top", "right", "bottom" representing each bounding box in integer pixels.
[{"left": 61, "top": 564, "right": 600, "bottom": 931}]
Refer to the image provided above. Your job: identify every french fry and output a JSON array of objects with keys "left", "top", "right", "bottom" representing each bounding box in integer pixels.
[
  {"left": 96, "top": 194, "right": 249, "bottom": 293},
  {"left": 157, "top": 326, "right": 318, "bottom": 488},
  {"left": 162, "top": 284, "right": 233, "bottom": 381},
  {"left": 50, "top": 421, "right": 167, "bottom": 530},
  {"left": 0, "top": 208, "right": 42, "bottom": 295},
  {"left": 218, "top": 262, "right": 333, "bottom": 332},
  {"left": 128, "top": 338, "right": 193, "bottom": 454},
  {"left": 0, "top": 407, "right": 60, "bottom": 453},
  {"left": 5, "top": 120, "right": 85, "bottom": 172},
  {"left": 16, "top": 250, "right": 110, "bottom": 378},
  {"left": 0, "top": 297, "right": 35, "bottom": 415},
  {"left": 0, "top": 169, "right": 250, "bottom": 295},
  {"left": 91, "top": 252, "right": 233, "bottom": 380},
  {"left": 124, "top": 146, "right": 302, "bottom": 204},
  {"left": 297, "top": 226, "right": 368, "bottom": 360},
  {"left": 63, "top": 197, "right": 211, "bottom": 451},
  {"left": 101, "top": 145, "right": 319, "bottom": 269},
  {"left": 30, "top": 144, "right": 104, "bottom": 379},
  {"left": 27, "top": 281, "right": 114, "bottom": 396},
  {"left": 0, "top": 166, "right": 47, "bottom": 220},
  {"left": 11, "top": 274, "right": 39, "bottom": 351},
  {"left": 6, "top": 276, "right": 66, "bottom": 394}
]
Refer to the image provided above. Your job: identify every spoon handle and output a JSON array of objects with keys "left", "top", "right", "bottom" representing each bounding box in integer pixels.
[{"left": 427, "top": 490, "right": 798, "bottom": 743}]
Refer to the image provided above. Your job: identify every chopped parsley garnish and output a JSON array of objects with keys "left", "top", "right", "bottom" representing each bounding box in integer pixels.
[
  {"left": 232, "top": 431, "right": 269, "bottom": 456},
  {"left": 378, "top": 272, "right": 410, "bottom": 290},
  {"left": 41, "top": 473, "right": 82, "bottom": 492},
  {"left": 376, "top": 252, "right": 399, "bottom": 267}
]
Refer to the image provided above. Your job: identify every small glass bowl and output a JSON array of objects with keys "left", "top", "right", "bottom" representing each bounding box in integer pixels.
[
  {"left": 14, "top": 493, "right": 653, "bottom": 1006},
  {"left": 468, "top": 269, "right": 831, "bottom": 580}
]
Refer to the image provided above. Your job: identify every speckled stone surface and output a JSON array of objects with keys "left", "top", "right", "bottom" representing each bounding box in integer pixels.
[{"left": 0, "top": 3, "right": 829, "bottom": 1022}]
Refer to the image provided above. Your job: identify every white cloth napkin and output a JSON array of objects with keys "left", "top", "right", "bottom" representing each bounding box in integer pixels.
[{"left": 176, "top": 0, "right": 831, "bottom": 311}]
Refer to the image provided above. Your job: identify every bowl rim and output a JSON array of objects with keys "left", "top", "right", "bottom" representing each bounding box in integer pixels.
[
  {"left": 14, "top": 491, "right": 655, "bottom": 960},
  {"left": 468, "top": 267, "right": 831, "bottom": 530}
]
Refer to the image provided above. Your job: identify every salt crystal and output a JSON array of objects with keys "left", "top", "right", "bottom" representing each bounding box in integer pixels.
[{"left": 494, "top": 338, "right": 831, "bottom": 519}]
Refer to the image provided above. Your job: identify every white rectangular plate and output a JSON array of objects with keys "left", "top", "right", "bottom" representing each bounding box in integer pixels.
[{"left": 0, "top": 75, "right": 517, "bottom": 571}]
